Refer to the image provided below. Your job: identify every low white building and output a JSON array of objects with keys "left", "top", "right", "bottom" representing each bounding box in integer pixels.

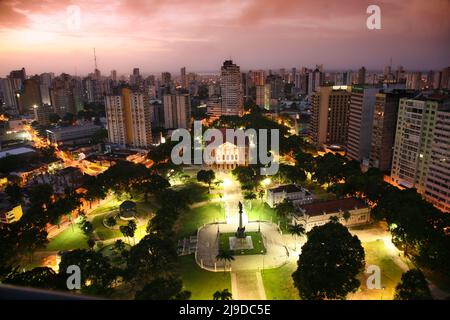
[
  {"left": 266, "top": 184, "right": 313, "bottom": 208},
  {"left": 294, "top": 197, "right": 371, "bottom": 231}
]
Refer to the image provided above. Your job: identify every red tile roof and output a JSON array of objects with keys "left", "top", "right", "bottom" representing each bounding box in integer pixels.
[{"left": 300, "top": 198, "right": 368, "bottom": 217}]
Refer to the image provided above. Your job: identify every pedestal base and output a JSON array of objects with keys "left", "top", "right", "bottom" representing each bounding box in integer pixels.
[{"left": 229, "top": 236, "right": 254, "bottom": 250}]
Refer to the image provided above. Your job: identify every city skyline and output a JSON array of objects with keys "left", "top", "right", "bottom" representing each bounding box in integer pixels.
[{"left": 0, "top": 0, "right": 449, "bottom": 75}]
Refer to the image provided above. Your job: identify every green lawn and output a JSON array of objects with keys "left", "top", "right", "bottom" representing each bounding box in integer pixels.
[
  {"left": 174, "top": 203, "right": 224, "bottom": 239},
  {"left": 261, "top": 262, "right": 300, "bottom": 300},
  {"left": 349, "top": 240, "right": 405, "bottom": 300},
  {"left": 46, "top": 224, "right": 88, "bottom": 251},
  {"left": 219, "top": 232, "right": 266, "bottom": 255},
  {"left": 245, "top": 200, "right": 277, "bottom": 222},
  {"left": 91, "top": 213, "right": 124, "bottom": 240},
  {"left": 174, "top": 181, "right": 212, "bottom": 203},
  {"left": 261, "top": 240, "right": 406, "bottom": 300},
  {"left": 89, "top": 193, "right": 156, "bottom": 241},
  {"left": 246, "top": 200, "right": 290, "bottom": 232},
  {"left": 178, "top": 255, "right": 231, "bottom": 300},
  {"left": 89, "top": 196, "right": 121, "bottom": 216}
]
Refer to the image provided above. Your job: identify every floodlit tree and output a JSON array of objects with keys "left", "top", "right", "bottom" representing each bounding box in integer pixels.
[
  {"left": 292, "top": 221, "right": 365, "bottom": 300},
  {"left": 135, "top": 276, "right": 191, "bottom": 300},
  {"left": 58, "top": 249, "right": 117, "bottom": 295},
  {"left": 394, "top": 269, "right": 432, "bottom": 300},
  {"left": 274, "top": 198, "right": 295, "bottom": 219},
  {"left": 197, "top": 170, "right": 216, "bottom": 193},
  {"left": 3, "top": 267, "right": 61, "bottom": 290}
]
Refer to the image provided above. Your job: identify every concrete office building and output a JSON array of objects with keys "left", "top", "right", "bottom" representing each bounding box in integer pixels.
[
  {"left": 163, "top": 93, "right": 191, "bottom": 129},
  {"left": 309, "top": 85, "right": 351, "bottom": 148}
]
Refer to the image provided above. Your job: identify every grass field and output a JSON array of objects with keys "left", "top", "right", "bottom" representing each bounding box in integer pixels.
[
  {"left": 246, "top": 200, "right": 290, "bottom": 232},
  {"left": 261, "top": 240, "right": 406, "bottom": 300},
  {"left": 174, "top": 203, "right": 224, "bottom": 239},
  {"left": 178, "top": 255, "right": 231, "bottom": 300},
  {"left": 91, "top": 213, "right": 124, "bottom": 240},
  {"left": 349, "top": 240, "right": 405, "bottom": 300},
  {"left": 219, "top": 232, "right": 266, "bottom": 255},
  {"left": 46, "top": 224, "right": 88, "bottom": 251},
  {"left": 261, "top": 262, "right": 300, "bottom": 300}
]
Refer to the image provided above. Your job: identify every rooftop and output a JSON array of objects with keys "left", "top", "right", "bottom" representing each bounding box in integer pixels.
[
  {"left": 269, "top": 184, "right": 310, "bottom": 195},
  {"left": 0, "top": 147, "right": 35, "bottom": 159},
  {"left": 299, "top": 197, "right": 367, "bottom": 217}
]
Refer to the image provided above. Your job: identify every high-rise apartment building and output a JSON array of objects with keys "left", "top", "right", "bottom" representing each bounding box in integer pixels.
[
  {"left": 220, "top": 60, "right": 243, "bottom": 116},
  {"left": 425, "top": 100, "right": 450, "bottom": 212},
  {"left": 9, "top": 68, "right": 26, "bottom": 83},
  {"left": 105, "top": 87, "right": 152, "bottom": 148},
  {"left": 309, "top": 86, "right": 351, "bottom": 148},
  {"left": 308, "top": 68, "right": 323, "bottom": 96},
  {"left": 251, "top": 70, "right": 266, "bottom": 86},
  {"left": 19, "top": 78, "right": 42, "bottom": 113},
  {"left": 256, "top": 84, "right": 271, "bottom": 110},
  {"left": 0, "top": 78, "right": 22, "bottom": 114},
  {"left": 163, "top": 93, "right": 191, "bottom": 129},
  {"left": 357, "top": 67, "right": 366, "bottom": 85},
  {"left": 369, "top": 90, "right": 417, "bottom": 172},
  {"left": 180, "top": 67, "right": 187, "bottom": 89},
  {"left": 406, "top": 72, "right": 422, "bottom": 90},
  {"left": 391, "top": 94, "right": 450, "bottom": 212},
  {"left": 347, "top": 85, "right": 381, "bottom": 162},
  {"left": 51, "top": 74, "right": 82, "bottom": 116}
]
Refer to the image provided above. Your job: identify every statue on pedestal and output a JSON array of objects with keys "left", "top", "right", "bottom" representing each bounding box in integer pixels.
[{"left": 235, "top": 201, "right": 246, "bottom": 238}]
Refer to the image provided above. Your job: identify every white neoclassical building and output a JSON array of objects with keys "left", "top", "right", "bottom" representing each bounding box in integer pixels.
[
  {"left": 205, "top": 129, "right": 250, "bottom": 170},
  {"left": 266, "top": 184, "right": 313, "bottom": 208}
]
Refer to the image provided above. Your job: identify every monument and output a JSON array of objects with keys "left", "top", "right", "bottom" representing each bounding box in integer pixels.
[
  {"left": 229, "top": 202, "right": 253, "bottom": 250},
  {"left": 235, "top": 202, "right": 246, "bottom": 238}
]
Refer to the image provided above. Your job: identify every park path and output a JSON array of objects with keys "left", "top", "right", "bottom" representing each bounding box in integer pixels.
[{"left": 231, "top": 271, "right": 266, "bottom": 300}]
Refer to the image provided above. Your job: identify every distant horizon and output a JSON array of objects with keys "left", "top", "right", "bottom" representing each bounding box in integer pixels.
[
  {"left": 2, "top": 63, "right": 448, "bottom": 79},
  {"left": 1, "top": 0, "right": 448, "bottom": 76}
]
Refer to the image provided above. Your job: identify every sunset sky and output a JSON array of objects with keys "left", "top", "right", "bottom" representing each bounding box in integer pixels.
[{"left": 0, "top": 0, "right": 449, "bottom": 76}]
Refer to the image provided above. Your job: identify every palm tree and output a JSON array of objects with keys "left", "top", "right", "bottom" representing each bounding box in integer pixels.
[
  {"left": 216, "top": 250, "right": 235, "bottom": 273},
  {"left": 329, "top": 215, "right": 339, "bottom": 223},
  {"left": 128, "top": 220, "right": 137, "bottom": 245},
  {"left": 343, "top": 210, "right": 351, "bottom": 223},
  {"left": 114, "top": 239, "right": 126, "bottom": 253},
  {"left": 105, "top": 216, "right": 117, "bottom": 228},
  {"left": 244, "top": 191, "right": 256, "bottom": 211},
  {"left": 288, "top": 222, "right": 305, "bottom": 250},
  {"left": 213, "top": 289, "right": 233, "bottom": 300},
  {"left": 120, "top": 225, "right": 132, "bottom": 245}
]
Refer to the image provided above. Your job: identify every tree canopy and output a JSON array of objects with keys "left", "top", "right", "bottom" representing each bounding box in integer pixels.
[{"left": 292, "top": 221, "right": 365, "bottom": 300}]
